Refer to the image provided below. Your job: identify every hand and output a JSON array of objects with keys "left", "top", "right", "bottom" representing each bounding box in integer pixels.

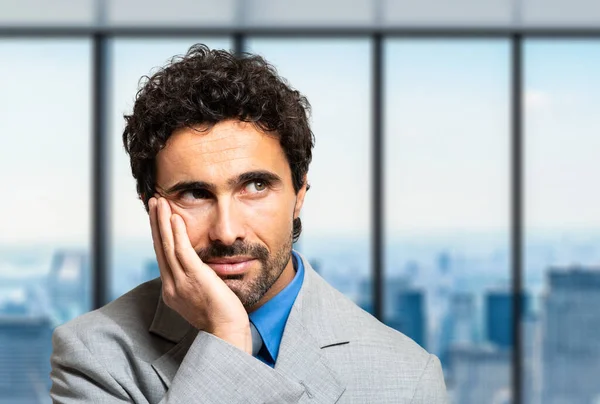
[{"left": 148, "top": 196, "right": 252, "bottom": 355}]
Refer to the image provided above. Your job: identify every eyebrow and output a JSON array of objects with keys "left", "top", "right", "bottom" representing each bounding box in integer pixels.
[{"left": 160, "top": 170, "right": 283, "bottom": 195}]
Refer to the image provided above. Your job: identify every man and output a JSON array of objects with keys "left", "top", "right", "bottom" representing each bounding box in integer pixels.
[{"left": 50, "top": 44, "right": 448, "bottom": 403}]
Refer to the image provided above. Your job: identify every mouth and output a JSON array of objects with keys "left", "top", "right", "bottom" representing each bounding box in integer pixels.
[{"left": 204, "top": 256, "right": 257, "bottom": 276}]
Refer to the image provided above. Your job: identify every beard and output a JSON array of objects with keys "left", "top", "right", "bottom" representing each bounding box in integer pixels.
[{"left": 196, "top": 230, "right": 293, "bottom": 308}]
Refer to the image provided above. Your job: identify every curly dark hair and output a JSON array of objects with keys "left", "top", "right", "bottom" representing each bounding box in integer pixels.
[{"left": 122, "top": 44, "right": 314, "bottom": 242}]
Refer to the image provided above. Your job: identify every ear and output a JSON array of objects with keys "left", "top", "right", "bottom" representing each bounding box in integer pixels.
[{"left": 293, "top": 174, "right": 309, "bottom": 219}]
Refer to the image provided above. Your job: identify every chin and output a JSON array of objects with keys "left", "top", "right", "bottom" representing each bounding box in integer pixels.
[
  {"left": 222, "top": 277, "right": 245, "bottom": 290},
  {"left": 223, "top": 280, "right": 264, "bottom": 308},
  {"left": 222, "top": 278, "right": 248, "bottom": 296}
]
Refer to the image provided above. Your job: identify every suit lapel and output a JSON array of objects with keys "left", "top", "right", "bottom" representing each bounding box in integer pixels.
[
  {"left": 148, "top": 293, "right": 191, "bottom": 344},
  {"left": 275, "top": 311, "right": 347, "bottom": 402},
  {"left": 151, "top": 328, "right": 198, "bottom": 388},
  {"left": 274, "top": 254, "right": 349, "bottom": 402},
  {"left": 148, "top": 293, "right": 195, "bottom": 388}
]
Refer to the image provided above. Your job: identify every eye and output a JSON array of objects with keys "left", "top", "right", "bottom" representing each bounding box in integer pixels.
[
  {"left": 179, "top": 188, "right": 211, "bottom": 201},
  {"left": 244, "top": 180, "right": 268, "bottom": 194}
]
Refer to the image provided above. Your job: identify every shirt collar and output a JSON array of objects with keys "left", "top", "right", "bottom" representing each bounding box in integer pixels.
[{"left": 248, "top": 250, "right": 305, "bottom": 363}]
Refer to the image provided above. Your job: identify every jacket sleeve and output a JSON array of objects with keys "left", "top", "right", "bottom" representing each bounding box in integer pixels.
[
  {"left": 158, "top": 331, "right": 306, "bottom": 403},
  {"left": 410, "top": 354, "right": 450, "bottom": 404},
  {"left": 50, "top": 325, "right": 307, "bottom": 404},
  {"left": 50, "top": 325, "right": 132, "bottom": 403}
]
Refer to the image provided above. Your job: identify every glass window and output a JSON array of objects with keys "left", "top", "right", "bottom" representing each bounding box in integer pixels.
[
  {"left": 524, "top": 40, "right": 600, "bottom": 404},
  {"left": 110, "top": 38, "right": 232, "bottom": 300},
  {"left": 384, "top": 39, "right": 511, "bottom": 403},
  {"left": 0, "top": 39, "right": 91, "bottom": 402},
  {"left": 246, "top": 38, "right": 373, "bottom": 308}
]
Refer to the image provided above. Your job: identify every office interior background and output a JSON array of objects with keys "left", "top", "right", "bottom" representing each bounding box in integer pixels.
[{"left": 1, "top": 0, "right": 600, "bottom": 403}]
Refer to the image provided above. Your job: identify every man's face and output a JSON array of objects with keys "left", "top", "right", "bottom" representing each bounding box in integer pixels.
[{"left": 155, "top": 120, "right": 307, "bottom": 309}]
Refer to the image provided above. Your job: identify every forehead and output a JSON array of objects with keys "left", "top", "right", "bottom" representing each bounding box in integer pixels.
[{"left": 156, "top": 120, "right": 289, "bottom": 185}]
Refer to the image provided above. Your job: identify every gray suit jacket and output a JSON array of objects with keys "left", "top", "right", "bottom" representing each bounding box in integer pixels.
[{"left": 50, "top": 254, "right": 448, "bottom": 403}]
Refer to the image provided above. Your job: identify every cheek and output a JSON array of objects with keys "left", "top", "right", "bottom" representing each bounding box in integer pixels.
[
  {"left": 246, "top": 199, "right": 287, "bottom": 221},
  {"left": 245, "top": 194, "right": 296, "bottom": 239}
]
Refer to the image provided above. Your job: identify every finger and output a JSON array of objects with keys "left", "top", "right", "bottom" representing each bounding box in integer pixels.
[
  {"left": 171, "top": 213, "right": 208, "bottom": 276},
  {"left": 148, "top": 197, "right": 174, "bottom": 287},
  {"left": 157, "top": 197, "right": 186, "bottom": 281}
]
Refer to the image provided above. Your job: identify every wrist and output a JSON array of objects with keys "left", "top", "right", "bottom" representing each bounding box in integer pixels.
[{"left": 210, "top": 323, "right": 252, "bottom": 355}]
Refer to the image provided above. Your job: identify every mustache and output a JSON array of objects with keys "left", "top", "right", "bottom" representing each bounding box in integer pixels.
[{"left": 197, "top": 240, "right": 269, "bottom": 262}]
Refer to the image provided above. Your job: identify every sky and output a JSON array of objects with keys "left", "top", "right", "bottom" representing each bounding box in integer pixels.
[{"left": 1, "top": 37, "right": 599, "bottom": 246}]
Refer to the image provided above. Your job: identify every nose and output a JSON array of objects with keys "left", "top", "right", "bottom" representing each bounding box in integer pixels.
[{"left": 207, "top": 198, "right": 246, "bottom": 245}]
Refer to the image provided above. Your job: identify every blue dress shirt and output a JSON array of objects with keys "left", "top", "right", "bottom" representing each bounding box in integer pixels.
[{"left": 248, "top": 250, "right": 305, "bottom": 368}]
